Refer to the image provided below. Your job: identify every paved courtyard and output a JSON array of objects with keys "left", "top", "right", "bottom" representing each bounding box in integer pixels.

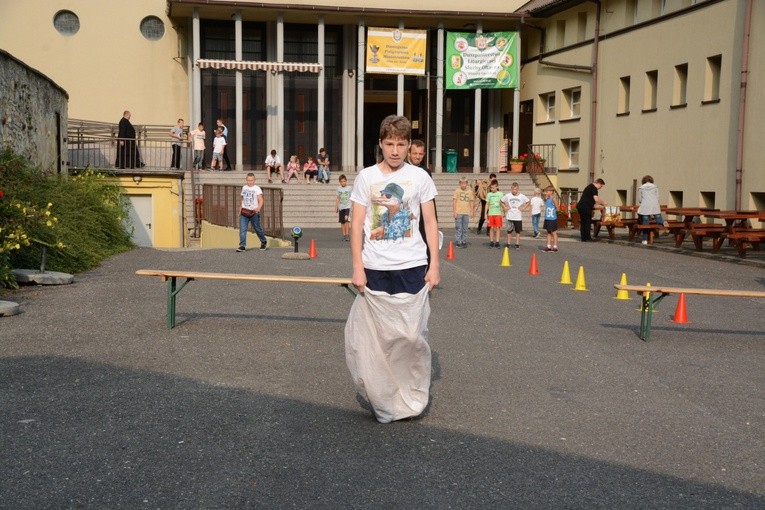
[{"left": 1, "top": 229, "right": 764, "bottom": 508}]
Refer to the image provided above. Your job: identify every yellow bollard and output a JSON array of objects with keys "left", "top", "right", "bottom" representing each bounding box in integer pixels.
[
  {"left": 500, "top": 246, "right": 512, "bottom": 267},
  {"left": 559, "top": 260, "right": 572, "bottom": 285},
  {"left": 573, "top": 265, "right": 588, "bottom": 291},
  {"left": 615, "top": 273, "right": 631, "bottom": 300}
]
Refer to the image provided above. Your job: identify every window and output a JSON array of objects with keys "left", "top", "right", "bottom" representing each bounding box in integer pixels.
[
  {"left": 564, "top": 138, "right": 580, "bottom": 168},
  {"left": 563, "top": 87, "right": 582, "bottom": 119},
  {"left": 556, "top": 20, "right": 566, "bottom": 49},
  {"left": 618, "top": 76, "right": 631, "bottom": 114},
  {"left": 643, "top": 70, "right": 658, "bottom": 112},
  {"left": 672, "top": 63, "right": 688, "bottom": 107},
  {"left": 577, "top": 13, "right": 587, "bottom": 42},
  {"left": 704, "top": 55, "right": 721, "bottom": 102},
  {"left": 53, "top": 10, "right": 80, "bottom": 36},
  {"left": 140, "top": 16, "right": 165, "bottom": 41},
  {"left": 539, "top": 92, "right": 556, "bottom": 122},
  {"left": 626, "top": 0, "right": 638, "bottom": 25}
]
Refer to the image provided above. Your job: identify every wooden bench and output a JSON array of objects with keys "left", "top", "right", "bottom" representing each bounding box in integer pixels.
[
  {"left": 712, "top": 230, "right": 765, "bottom": 258},
  {"left": 614, "top": 284, "right": 765, "bottom": 341},
  {"left": 599, "top": 218, "right": 638, "bottom": 240},
  {"left": 688, "top": 225, "right": 727, "bottom": 250},
  {"left": 136, "top": 269, "right": 354, "bottom": 328}
]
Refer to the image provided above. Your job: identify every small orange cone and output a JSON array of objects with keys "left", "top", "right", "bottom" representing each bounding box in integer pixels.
[
  {"left": 529, "top": 253, "right": 539, "bottom": 275},
  {"left": 446, "top": 241, "right": 456, "bottom": 260},
  {"left": 671, "top": 293, "right": 689, "bottom": 323},
  {"left": 308, "top": 239, "right": 318, "bottom": 258}
]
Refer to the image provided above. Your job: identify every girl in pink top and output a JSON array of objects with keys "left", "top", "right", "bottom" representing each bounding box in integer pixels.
[
  {"left": 286, "top": 154, "right": 302, "bottom": 183},
  {"left": 303, "top": 156, "right": 319, "bottom": 183}
]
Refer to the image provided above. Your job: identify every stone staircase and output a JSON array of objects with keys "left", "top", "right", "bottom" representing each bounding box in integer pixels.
[{"left": 183, "top": 170, "right": 540, "bottom": 234}]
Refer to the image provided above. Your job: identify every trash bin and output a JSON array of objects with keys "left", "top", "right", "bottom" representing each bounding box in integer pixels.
[{"left": 444, "top": 149, "right": 458, "bottom": 173}]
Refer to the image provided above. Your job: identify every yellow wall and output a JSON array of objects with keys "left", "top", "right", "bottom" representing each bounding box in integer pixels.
[
  {"left": 0, "top": 0, "right": 189, "bottom": 124},
  {"left": 112, "top": 175, "right": 186, "bottom": 248}
]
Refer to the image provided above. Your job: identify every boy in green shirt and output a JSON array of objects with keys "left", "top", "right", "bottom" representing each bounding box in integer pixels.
[{"left": 484, "top": 179, "right": 503, "bottom": 248}]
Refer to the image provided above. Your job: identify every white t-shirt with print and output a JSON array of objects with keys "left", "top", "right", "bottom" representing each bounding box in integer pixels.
[
  {"left": 241, "top": 184, "right": 263, "bottom": 211},
  {"left": 502, "top": 192, "right": 529, "bottom": 221},
  {"left": 351, "top": 163, "right": 437, "bottom": 271},
  {"left": 265, "top": 154, "right": 281, "bottom": 167},
  {"left": 213, "top": 136, "right": 226, "bottom": 154}
]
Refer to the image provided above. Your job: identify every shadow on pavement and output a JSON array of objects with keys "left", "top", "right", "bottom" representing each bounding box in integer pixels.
[{"left": 2, "top": 356, "right": 762, "bottom": 509}]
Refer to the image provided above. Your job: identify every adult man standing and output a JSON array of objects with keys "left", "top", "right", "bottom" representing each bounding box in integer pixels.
[
  {"left": 576, "top": 178, "right": 607, "bottom": 242},
  {"left": 216, "top": 118, "right": 232, "bottom": 170},
  {"left": 116, "top": 110, "right": 142, "bottom": 168},
  {"left": 346, "top": 115, "right": 440, "bottom": 424}
]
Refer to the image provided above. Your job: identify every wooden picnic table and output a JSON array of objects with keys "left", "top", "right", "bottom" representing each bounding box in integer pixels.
[
  {"left": 704, "top": 211, "right": 765, "bottom": 257},
  {"left": 662, "top": 208, "right": 722, "bottom": 249}
]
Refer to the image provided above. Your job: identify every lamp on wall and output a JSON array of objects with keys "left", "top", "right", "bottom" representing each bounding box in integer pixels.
[{"left": 132, "top": 175, "right": 143, "bottom": 184}]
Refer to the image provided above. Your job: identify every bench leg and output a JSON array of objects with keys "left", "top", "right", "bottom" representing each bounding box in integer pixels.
[
  {"left": 638, "top": 292, "right": 669, "bottom": 342},
  {"left": 166, "top": 276, "right": 194, "bottom": 329}
]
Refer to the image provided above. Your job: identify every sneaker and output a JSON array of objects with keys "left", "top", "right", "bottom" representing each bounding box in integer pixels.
[
  {"left": 260, "top": 243, "right": 268, "bottom": 250},
  {"left": 515, "top": 244, "right": 520, "bottom": 250},
  {"left": 641, "top": 240, "right": 648, "bottom": 245},
  {"left": 663, "top": 220, "right": 669, "bottom": 228},
  {"left": 236, "top": 246, "right": 245, "bottom": 252},
  {"left": 543, "top": 246, "right": 553, "bottom": 252},
  {"left": 552, "top": 246, "right": 558, "bottom": 252}
]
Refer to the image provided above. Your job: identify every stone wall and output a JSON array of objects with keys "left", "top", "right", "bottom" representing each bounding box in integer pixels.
[{"left": 0, "top": 49, "right": 68, "bottom": 173}]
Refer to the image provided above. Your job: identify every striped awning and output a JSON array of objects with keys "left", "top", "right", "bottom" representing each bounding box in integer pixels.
[{"left": 196, "top": 59, "right": 322, "bottom": 73}]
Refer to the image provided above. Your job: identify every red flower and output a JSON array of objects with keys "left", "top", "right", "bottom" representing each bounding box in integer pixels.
[
  {"left": 0, "top": 189, "right": 4, "bottom": 199},
  {"left": 195, "top": 197, "right": 204, "bottom": 203}
]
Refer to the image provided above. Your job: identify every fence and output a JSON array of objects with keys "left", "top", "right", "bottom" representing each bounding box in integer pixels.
[
  {"left": 201, "top": 184, "right": 283, "bottom": 239},
  {"left": 67, "top": 135, "right": 194, "bottom": 171}
]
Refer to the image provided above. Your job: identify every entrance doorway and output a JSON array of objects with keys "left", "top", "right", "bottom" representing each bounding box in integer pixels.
[
  {"left": 127, "top": 195, "right": 153, "bottom": 247},
  {"left": 363, "top": 101, "right": 397, "bottom": 168}
]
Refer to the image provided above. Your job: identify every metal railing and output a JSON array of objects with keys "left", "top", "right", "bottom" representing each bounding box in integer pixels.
[
  {"left": 202, "top": 184, "right": 283, "bottom": 239},
  {"left": 67, "top": 135, "right": 193, "bottom": 171}
]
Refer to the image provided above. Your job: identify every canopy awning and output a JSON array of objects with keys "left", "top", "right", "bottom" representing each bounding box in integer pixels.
[{"left": 196, "top": 59, "right": 322, "bottom": 73}]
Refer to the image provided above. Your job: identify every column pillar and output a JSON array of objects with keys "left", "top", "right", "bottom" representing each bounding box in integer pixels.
[
  {"left": 473, "top": 21, "right": 482, "bottom": 173},
  {"left": 435, "top": 23, "right": 444, "bottom": 173},
  {"left": 192, "top": 9, "right": 201, "bottom": 126},
  {"left": 234, "top": 11, "right": 243, "bottom": 170},
  {"left": 356, "top": 18, "right": 365, "bottom": 170},
  {"left": 317, "top": 16, "right": 325, "bottom": 152}
]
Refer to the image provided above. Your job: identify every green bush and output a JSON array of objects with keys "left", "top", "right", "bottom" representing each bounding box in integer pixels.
[{"left": 0, "top": 149, "right": 134, "bottom": 288}]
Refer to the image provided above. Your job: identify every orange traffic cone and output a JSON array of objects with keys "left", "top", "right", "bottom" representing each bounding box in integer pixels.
[
  {"left": 308, "top": 239, "right": 318, "bottom": 258},
  {"left": 446, "top": 241, "right": 456, "bottom": 260},
  {"left": 671, "top": 293, "right": 689, "bottom": 323},
  {"left": 529, "top": 253, "right": 539, "bottom": 275}
]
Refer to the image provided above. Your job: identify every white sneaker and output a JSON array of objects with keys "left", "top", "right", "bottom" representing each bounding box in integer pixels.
[{"left": 641, "top": 240, "right": 648, "bottom": 245}]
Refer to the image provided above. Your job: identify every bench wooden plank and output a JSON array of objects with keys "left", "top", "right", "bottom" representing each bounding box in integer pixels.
[
  {"left": 614, "top": 285, "right": 765, "bottom": 299},
  {"left": 137, "top": 269, "right": 354, "bottom": 328},
  {"left": 613, "top": 284, "right": 765, "bottom": 341},
  {"left": 136, "top": 269, "right": 351, "bottom": 286}
]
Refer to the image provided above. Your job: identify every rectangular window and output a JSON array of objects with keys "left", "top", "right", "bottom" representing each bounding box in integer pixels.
[
  {"left": 556, "top": 20, "right": 566, "bottom": 49},
  {"left": 704, "top": 54, "right": 721, "bottom": 102},
  {"left": 673, "top": 63, "right": 688, "bottom": 106},
  {"left": 619, "top": 76, "right": 631, "bottom": 114},
  {"left": 562, "top": 87, "right": 582, "bottom": 118},
  {"left": 577, "top": 12, "right": 587, "bottom": 41},
  {"left": 626, "top": 0, "right": 638, "bottom": 24},
  {"left": 643, "top": 70, "right": 658, "bottom": 111},
  {"left": 539, "top": 92, "right": 556, "bottom": 122},
  {"left": 564, "top": 138, "right": 580, "bottom": 168}
]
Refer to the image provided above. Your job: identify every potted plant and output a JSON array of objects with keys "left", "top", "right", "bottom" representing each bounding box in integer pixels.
[
  {"left": 529, "top": 153, "right": 546, "bottom": 173},
  {"left": 569, "top": 204, "right": 580, "bottom": 227},
  {"left": 509, "top": 153, "right": 527, "bottom": 173},
  {"left": 557, "top": 202, "right": 569, "bottom": 229}
]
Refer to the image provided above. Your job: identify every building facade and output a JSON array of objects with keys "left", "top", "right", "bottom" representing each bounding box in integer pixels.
[{"left": 0, "top": 0, "right": 762, "bottom": 210}]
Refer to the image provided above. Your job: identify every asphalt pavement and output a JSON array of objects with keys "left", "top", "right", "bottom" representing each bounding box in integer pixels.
[{"left": 1, "top": 228, "right": 764, "bottom": 509}]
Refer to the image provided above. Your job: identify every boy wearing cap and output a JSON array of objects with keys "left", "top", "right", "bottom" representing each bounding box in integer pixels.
[{"left": 346, "top": 115, "right": 439, "bottom": 424}]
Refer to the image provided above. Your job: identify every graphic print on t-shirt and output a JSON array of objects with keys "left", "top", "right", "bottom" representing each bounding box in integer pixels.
[{"left": 369, "top": 180, "right": 415, "bottom": 241}]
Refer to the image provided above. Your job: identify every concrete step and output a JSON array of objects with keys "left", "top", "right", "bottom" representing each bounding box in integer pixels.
[{"left": 183, "top": 170, "right": 541, "bottom": 233}]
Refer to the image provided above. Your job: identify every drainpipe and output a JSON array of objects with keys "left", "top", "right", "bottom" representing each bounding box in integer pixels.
[
  {"left": 588, "top": 0, "right": 601, "bottom": 183},
  {"left": 734, "top": 0, "right": 753, "bottom": 210}
]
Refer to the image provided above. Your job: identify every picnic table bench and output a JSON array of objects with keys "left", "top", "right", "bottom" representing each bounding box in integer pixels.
[
  {"left": 136, "top": 269, "right": 354, "bottom": 328},
  {"left": 614, "top": 284, "right": 765, "bottom": 341},
  {"left": 711, "top": 229, "right": 765, "bottom": 258}
]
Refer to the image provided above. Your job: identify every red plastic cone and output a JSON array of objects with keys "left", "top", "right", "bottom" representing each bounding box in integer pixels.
[
  {"left": 446, "top": 241, "right": 456, "bottom": 260},
  {"left": 529, "top": 253, "right": 539, "bottom": 275},
  {"left": 671, "top": 293, "right": 689, "bottom": 323},
  {"left": 308, "top": 239, "right": 318, "bottom": 258}
]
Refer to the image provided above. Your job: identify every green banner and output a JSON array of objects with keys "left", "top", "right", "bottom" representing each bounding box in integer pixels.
[{"left": 445, "top": 32, "right": 518, "bottom": 90}]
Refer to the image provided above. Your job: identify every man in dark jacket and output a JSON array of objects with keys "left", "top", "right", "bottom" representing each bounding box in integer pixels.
[{"left": 576, "top": 178, "right": 606, "bottom": 241}]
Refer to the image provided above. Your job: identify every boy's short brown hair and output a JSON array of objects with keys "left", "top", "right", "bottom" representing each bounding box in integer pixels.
[
  {"left": 544, "top": 185, "right": 555, "bottom": 193},
  {"left": 379, "top": 115, "right": 411, "bottom": 141}
]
